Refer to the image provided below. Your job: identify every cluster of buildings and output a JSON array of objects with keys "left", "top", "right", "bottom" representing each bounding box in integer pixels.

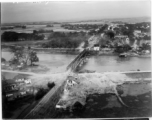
[
  {"left": 87, "top": 32, "right": 150, "bottom": 55},
  {"left": 61, "top": 24, "right": 103, "bottom": 31},
  {"left": 134, "top": 30, "right": 151, "bottom": 39},
  {"left": 2, "top": 74, "right": 36, "bottom": 101}
]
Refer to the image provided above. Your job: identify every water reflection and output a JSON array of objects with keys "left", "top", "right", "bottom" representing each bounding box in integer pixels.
[
  {"left": 116, "top": 56, "right": 131, "bottom": 62},
  {"left": 82, "top": 55, "right": 151, "bottom": 72}
]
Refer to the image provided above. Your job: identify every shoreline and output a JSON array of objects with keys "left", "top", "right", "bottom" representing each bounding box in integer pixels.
[
  {"left": 1, "top": 47, "right": 151, "bottom": 58},
  {"left": 98, "top": 53, "right": 151, "bottom": 58}
]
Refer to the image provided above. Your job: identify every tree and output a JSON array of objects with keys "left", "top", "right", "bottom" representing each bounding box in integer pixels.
[
  {"left": 141, "top": 43, "right": 151, "bottom": 51},
  {"left": 1, "top": 58, "right": 6, "bottom": 63},
  {"left": 28, "top": 50, "right": 39, "bottom": 66},
  {"left": 9, "top": 46, "right": 39, "bottom": 66},
  {"left": 2, "top": 31, "right": 45, "bottom": 42},
  {"left": 97, "top": 24, "right": 108, "bottom": 33},
  {"left": 35, "top": 88, "right": 48, "bottom": 100},
  {"left": 1, "top": 31, "right": 19, "bottom": 42},
  {"left": 9, "top": 46, "right": 26, "bottom": 65},
  {"left": 105, "top": 30, "right": 115, "bottom": 39},
  {"left": 114, "top": 44, "right": 132, "bottom": 53},
  {"left": 47, "top": 82, "right": 55, "bottom": 89}
]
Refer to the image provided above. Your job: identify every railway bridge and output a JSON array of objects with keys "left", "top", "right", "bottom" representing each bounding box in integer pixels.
[{"left": 67, "top": 49, "right": 90, "bottom": 72}]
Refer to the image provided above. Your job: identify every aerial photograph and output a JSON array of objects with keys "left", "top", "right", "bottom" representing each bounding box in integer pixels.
[{"left": 1, "top": 0, "right": 151, "bottom": 119}]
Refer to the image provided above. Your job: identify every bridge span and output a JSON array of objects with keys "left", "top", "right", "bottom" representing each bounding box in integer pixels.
[{"left": 67, "top": 49, "right": 90, "bottom": 72}]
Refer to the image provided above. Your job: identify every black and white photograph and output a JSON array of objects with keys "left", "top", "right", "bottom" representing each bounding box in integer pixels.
[{"left": 1, "top": 0, "right": 151, "bottom": 119}]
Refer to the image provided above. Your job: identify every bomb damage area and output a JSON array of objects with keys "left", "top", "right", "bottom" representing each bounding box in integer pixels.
[{"left": 55, "top": 72, "right": 151, "bottom": 118}]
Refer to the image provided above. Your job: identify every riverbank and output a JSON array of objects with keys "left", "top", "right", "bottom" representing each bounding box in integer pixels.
[
  {"left": 32, "top": 48, "right": 80, "bottom": 55},
  {"left": 2, "top": 47, "right": 151, "bottom": 58},
  {"left": 1, "top": 47, "right": 80, "bottom": 55},
  {"left": 98, "top": 51, "right": 151, "bottom": 58}
]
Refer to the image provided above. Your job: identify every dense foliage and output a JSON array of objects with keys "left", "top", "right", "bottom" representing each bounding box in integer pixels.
[
  {"left": 35, "top": 82, "right": 55, "bottom": 100},
  {"left": 47, "top": 82, "right": 55, "bottom": 89},
  {"left": 141, "top": 43, "right": 151, "bottom": 51},
  {"left": 28, "top": 49, "right": 39, "bottom": 66},
  {"left": 1, "top": 58, "right": 6, "bottom": 63},
  {"left": 35, "top": 88, "right": 48, "bottom": 100},
  {"left": 105, "top": 30, "right": 115, "bottom": 39},
  {"left": 46, "top": 25, "right": 53, "bottom": 27},
  {"left": 9, "top": 46, "right": 39, "bottom": 66},
  {"left": 9, "top": 46, "right": 25, "bottom": 65},
  {"left": 61, "top": 24, "right": 103, "bottom": 30},
  {"left": 42, "top": 32, "right": 88, "bottom": 48},
  {"left": 114, "top": 44, "right": 132, "bottom": 53},
  {"left": 1, "top": 31, "right": 45, "bottom": 42},
  {"left": 33, "top": 29, "right": 53, "bottom": 33}
]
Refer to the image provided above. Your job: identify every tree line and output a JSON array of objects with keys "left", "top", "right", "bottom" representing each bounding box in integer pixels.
[
  {"left": 1, "top": 31, "right": 45, "bottom": 42},
  {"left": 42, "top": 31, "right": 89, "bottom": 48}
]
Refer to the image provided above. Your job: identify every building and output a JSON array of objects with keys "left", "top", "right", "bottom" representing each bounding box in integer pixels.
[
  {"left": 139, "top": 40, "right": 151, "bottom": 46},
  {"left": 114, "top": 35, "right": 130, "bottom": 45},
  {"left": 2, "top": 74, "right": 33, "bottom": 101},
  {"left": 115, "top": 35, "right": 128, "bottom": 40},
  {"left": 93, "top": 44, "right": 100, "bottom": 51}
]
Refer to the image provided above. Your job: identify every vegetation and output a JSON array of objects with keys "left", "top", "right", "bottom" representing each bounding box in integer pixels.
[
  {"left": 14, "top": 25, "right": 26, "bottom": 29},
  {"left": 105, "top": 30, "right": 115, "bottom": 39},
  {"left": 33, "top": 29, "right": 53, "bottom": 33},
  {"left": 9, "top": 46, "right": 25, "bottom": 65},
  {"left": 1, "top": 31, "right": 45, "bottom": 42},
  {"left": 1, "top": 58, "right": 6, "bottom": 63},
  {"left": 46, "top": 25, "right": 53, "bottom": 27},
  {"left": 42, "top": 37, "right": 81, "bottom": 48},
  {"left": 61, "top": 24, "right": 103, "bottom": 30},
  {"left": 28, "top": 49, "right": 39, "bottom": 66},
  {"left": 118, "top": 22, "right": 150, "bottom": 38},
  {"left": 35, "top": 88, "right": 48, "bottom": 100},
  {"left": 9, "top": 46, "right": 39, "bottom": 66},
  {"left": 1, "top": 26, "right": 14, "bottom": 30},
  {"left": 114, "top": 44, "right": 132, "bottom": 53},
  {"left": 47, "top": 82, "right": 55, "bottom": 89},
  {"left": 141, "top": 43, "right": 151, "bottom": 51},
  {"left": 97, "top": 24, "right": 108, "bottom": 33},
  {"left": 35, "top": 82, "right": 56, "bottom": 100},
  {"left": 42, "top": 32, "right": 89, "bottom": 48}
]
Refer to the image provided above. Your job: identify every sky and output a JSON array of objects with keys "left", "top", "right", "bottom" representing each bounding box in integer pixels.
[{"left": 1, "top": 0, "right": 151, "bottom": 23}]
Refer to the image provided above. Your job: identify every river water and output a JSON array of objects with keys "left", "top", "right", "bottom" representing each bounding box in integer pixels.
[
  {"left": 2, "top": 51, "right": 76, "bottom": 73},
  {"left": 2, "top": 52, "right": 151, "bottom": 73},
  {"left": 81, "top": 55, "right": 151, "bottom": 72}
]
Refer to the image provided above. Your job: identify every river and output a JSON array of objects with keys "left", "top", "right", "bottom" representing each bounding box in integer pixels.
[
  {"left": 2, "top": 52, "right": 151, "bottom": 73},
  {"left": 81, "top": 55, "right": 151, "bottom": 72}
]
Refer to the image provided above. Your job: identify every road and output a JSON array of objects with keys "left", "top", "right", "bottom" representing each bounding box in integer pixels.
[
  {"left": 2, "top": 69, "right": 151, "bottom": 75},
  {"left": 1, "top": 69, "right": 37, "bottom": 75}
]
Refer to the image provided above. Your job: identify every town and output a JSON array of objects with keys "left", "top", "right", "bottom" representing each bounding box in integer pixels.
[{"left": 1, "top": 1, "right": 151, "bottom": 119}]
